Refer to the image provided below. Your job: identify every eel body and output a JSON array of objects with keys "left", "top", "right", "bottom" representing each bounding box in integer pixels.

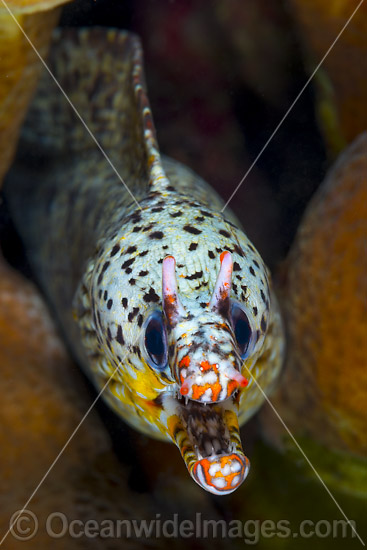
[{"left": 5, "top": 28, "right": 285, "bottom": 495}]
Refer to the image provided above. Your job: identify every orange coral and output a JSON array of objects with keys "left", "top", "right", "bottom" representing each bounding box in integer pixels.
[
  {"left": 0, "top": 255, "right": 163, "bottom": 549},
  {"left": 261, "top": 133, "right": 367, "bottom": 462},
  {"left": 0, "top": 0, "right": 72, "bottom": 185},
  {"left": 287, "top": 0, "right": 367, "bottom": 153}
]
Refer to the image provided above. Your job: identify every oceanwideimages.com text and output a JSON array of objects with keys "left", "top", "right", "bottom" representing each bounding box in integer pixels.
[{"left": 8, "top": 510, "right": 358, "bottom": 545}]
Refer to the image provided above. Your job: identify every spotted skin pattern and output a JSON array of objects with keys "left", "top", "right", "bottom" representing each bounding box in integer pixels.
[{"left": 5, "top": 28, "right": 285, "bottom": 495}]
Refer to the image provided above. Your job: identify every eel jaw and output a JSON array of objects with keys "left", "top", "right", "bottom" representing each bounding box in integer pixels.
[
  {"left": 192, "top": 453, "right": 249, "bottom": 495},
  {"left": 163, "top": 393, "right": 250, "bottom": 495}
]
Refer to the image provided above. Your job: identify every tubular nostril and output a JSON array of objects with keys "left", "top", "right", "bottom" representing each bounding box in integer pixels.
[
  {"left": 180, "top": 379, "right": 192, "bottom": 396},
  {"left": 192, "top": 453, "right": 250, "bottom": 495},
  {"left": 225, "top": 366, "right": 249, "bottom": 388}
]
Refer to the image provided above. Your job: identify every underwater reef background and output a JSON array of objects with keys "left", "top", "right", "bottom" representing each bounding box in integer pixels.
[{"left": 0, "top": 0, "right": 366, "bottom": 549}]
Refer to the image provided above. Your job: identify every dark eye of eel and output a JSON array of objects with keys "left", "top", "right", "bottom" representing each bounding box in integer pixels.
[
  {"left": 230, "top": 302, "right": 252, "bottom": 358},
  {"left": 144, "top": 311, "right": 168, "bottom": 370}
]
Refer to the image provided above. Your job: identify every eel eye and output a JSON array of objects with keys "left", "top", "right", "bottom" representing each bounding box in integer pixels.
[
  {"left": 230, "top": 303, "right": 252, "bottom": 357},
  {"left": 144, "top": 311, "right": 168, "bottom": 370}
]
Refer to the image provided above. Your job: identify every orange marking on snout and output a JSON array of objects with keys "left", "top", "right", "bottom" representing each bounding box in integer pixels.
[
  {"left": 231, "top": 371, "right": 249, "bottom": 388},
  {"left": 227, "top": 379, "right": 239, "bottom": 397},
  {"left": 226, "top": 374, "right": 248, "bottom": 398},
  {"left": 192, "top": 380, "right": 222, "bottom": 402},
  {"left": 180, "top": 384, "right": 190, "bottom": 396},
  {"left": 179, "top": 356, "right": 190, "bottom": 368},
  {"left": 196, "top": 454, "right": 245, "bottom": 492},
  {"left": 239, "top": 377, "right": 248, "bottom": 387},
  {"left": 199, "top": 361, "right": 218, "bottom": 373}
]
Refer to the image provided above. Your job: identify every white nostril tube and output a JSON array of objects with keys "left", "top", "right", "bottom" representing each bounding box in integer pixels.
[
  {"left": 162, "top": 255, "right": 185, "bottom": 327},
  {"left": 209, "top": 251, "right": 233, "bottom": 311}
]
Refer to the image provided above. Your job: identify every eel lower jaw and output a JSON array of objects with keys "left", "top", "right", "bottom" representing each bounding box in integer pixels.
[
  {"left": 162, "top": 392, "right": 250, "bottom": 495},
  {"left": 192, "top": 453, "right": 249, "bottom": 496}
]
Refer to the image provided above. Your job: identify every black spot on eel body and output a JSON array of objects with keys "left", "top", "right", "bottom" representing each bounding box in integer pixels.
[
  {"left": 121, "top": 258, "right": 135, "bottom": 270},
  {"left": 110, "top": 244, "right": 120, "bottom": 257},
  {"left": 261, "top": 314, "right": 267, "bottom": 332},
  {"left": 97, "top": 261, "right": 110, "bottom": 285},
  {"left": 183, "top": 225, "right": 201, "bottom": 235},
  {"left": 125, "top": 246, "right": 137, "bottom": 255},
  {"left": 143, "top": 288, "right": 160, "bottom": 303},
  {"left": 116, "top": 325, "right": 125, "bottom": 345},
  {"left": 149, "top": 231, "right": 164, "bottom": 239},
  {"left": 186, "top": 271, "right": 203, "bottom": 280},
  {"left": 233, "top": 244, "right": 245, "bottom": 257},
  {"left": 128, "top": 307, "right": 139, "bottom": 322}
]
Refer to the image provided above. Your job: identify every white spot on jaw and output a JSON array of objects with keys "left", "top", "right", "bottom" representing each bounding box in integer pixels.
[
  {"left": 231, "top": 475, "right": 240, "bottom": 487},
  {"left": 209, "top": 463, "right": 220, "bottom": 476},
  {"left": 231, "top": 460, "right": 242, "bottom": 473},
  {"left": 221, "top": 464, "right": 231, "bottom": 477},
  {"left": 213, "top": 477, "right": 226, "bottom": 489},
  {"left": 204, "top": 371, "right": 217, "bottom": 385},
  {"left": 208, "top": 352, "right": 219, "bottom": 365},
  {"left": 201, "top": 388, "right": 213, "bottom": 402}
]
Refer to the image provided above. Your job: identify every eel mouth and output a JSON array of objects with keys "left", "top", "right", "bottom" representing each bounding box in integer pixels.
[{"left": 164, "top": 394, "right": 249, "bottom": 495}]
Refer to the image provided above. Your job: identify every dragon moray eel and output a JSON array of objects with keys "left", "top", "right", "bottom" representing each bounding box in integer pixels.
[{"left": 5, "top": 28, "right": 285, "bottom": 495}]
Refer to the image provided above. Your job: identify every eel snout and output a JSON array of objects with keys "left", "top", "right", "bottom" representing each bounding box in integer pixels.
[
  {"left": 192, "top": 452, "right": 249, "bottom": 495},
  {"left": 164, "top": 395, "right": 250, "bottom": 494}
]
